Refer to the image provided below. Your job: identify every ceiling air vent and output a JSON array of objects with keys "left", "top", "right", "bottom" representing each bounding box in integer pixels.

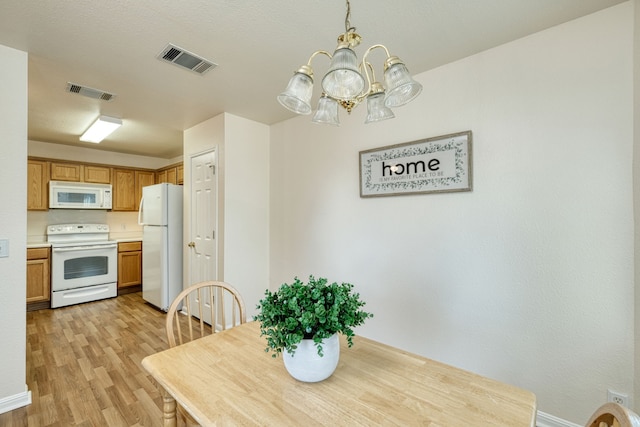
[
  {"left": 65, "top": 82, "right": 116, "bottom": 101},
  {"left": 157, "top": 43, "right": 217, "bottom": 75}
]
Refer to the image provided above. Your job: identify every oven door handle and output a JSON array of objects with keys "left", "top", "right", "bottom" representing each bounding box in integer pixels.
[{"left": 52, "top": 243, "right": 118, "bottom": 252}]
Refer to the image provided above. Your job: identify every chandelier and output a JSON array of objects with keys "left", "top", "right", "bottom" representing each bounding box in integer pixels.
[{"left": 277, "top": 0, "right": 423, "bottom": 126}]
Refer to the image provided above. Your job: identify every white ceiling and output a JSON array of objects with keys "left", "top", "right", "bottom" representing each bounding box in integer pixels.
[{"left": 0, "top": 0, "right": 626, "bottom": 159}]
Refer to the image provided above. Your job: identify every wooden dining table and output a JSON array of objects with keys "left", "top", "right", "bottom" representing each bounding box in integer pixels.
[{"left": 142, "top": 321, "right": 537, "bottom": 426}]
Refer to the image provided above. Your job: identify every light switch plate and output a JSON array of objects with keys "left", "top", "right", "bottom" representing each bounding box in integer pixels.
[{"left": 0, "top": 239, "right": 8, "bottom": 257}]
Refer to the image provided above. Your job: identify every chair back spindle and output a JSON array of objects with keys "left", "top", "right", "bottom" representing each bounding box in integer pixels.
[{"left": 166, "top": 280, "right": 246, "bottom": 348}]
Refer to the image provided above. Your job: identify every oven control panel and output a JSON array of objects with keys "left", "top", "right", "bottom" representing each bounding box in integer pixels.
[
  {"left": 47, "top": 223, "right": 111, "bottom": 244},
  {"left": 47, "top": 223, "right": 110, "bottom": 235}
]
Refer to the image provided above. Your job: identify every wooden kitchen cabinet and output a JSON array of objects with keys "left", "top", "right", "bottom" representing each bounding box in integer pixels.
[
  {"left": 84, "top": 165, "right": 111, "bottom": 184},
  {"left": 112, "top": 169, "right": 136, "bottom": 211},
  {"left": 135, "top": 170, "right": 155, "bottom": 211},
  {"left": 118, "top": 241, "right": 142, "bottom": 289},
  {"left": 155, "top": 169, "right": 168, "bottom": 184},
  {"left": 156, "top": 163, "right": 183, "bottom": 185},
  {"left": 27, "top": 247, "right": 50, "bottom": 308},
  {"left": 177, "top": 164, "right": 184, "bottom": 184},
  {"left": 50, "top": 161, "right": 111, "bottom": 184},
  {"left": 27, "top": 159, "right": 49, "bottom": 210},
  {"left": 50, "top": 162, "right": 82, "bottom": 181},
  {"left": 166, "top": 167, "right": 177, "bottom": 185}
]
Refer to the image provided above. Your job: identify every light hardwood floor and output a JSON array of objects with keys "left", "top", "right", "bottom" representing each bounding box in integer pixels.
[{"left": 0, "top": 292, "right": 174, "bottom": 427}]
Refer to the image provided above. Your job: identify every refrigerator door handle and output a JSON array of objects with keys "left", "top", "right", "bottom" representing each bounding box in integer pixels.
[{"left": 138, "top": 196, "right": 145, "bottom": 225}]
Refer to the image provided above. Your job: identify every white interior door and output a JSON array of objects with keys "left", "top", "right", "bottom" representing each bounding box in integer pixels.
[{"left": 188, "top": 150, "right": 217, "bottom": 292}]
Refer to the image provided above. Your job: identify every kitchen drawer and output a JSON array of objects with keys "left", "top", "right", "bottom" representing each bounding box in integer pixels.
[
  {"left": 27, "top": 247, "right": 50, "bottom": 260},
  {"left": 118, "top": 241, "right": 142, "bottom": 252}
]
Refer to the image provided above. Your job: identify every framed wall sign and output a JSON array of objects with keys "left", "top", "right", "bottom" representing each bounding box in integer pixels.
[{"left": 359, "top": 131, "right": 472, "bottom": 198}]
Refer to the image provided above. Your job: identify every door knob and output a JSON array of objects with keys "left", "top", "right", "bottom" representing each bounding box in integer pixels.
[{"left": 188, "top": 242, "right": 195, "bottom": 248}]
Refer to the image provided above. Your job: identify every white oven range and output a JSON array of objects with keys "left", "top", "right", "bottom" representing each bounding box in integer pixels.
[{"left": 47, "top": 223, "right": 118, "bottom": 308}]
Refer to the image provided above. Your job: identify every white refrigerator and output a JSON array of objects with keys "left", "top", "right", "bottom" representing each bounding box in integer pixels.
[{"left": 138, "top": 183, "right": 183, "bottom": 311}]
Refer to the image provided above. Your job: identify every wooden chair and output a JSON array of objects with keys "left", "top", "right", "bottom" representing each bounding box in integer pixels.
[
  {"left": 165, "top": 280, "right": 247, "bottom": 426},
  {"left": 586, "top": 403, "right": 640, "bottom": 427}
]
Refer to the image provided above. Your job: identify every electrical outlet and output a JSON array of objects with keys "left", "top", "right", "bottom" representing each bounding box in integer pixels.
[{"left": 607, "top": 389, "right": 629, "bottom": 407}]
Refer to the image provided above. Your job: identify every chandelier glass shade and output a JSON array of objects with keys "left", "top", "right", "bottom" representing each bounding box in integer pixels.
[
  {"left": 276, "top": 70, "right": 314, "bottom": 115},
  {"left": 383, "top": 61, "right": 423, "bottom": 108},
  {"left": 365, "top": 83, "right": 394, "bottom": 124},
  {"left": 322, "top": 47, "right": 365, "bottom": 100},
  {"left": 312, "top": 94, "right": 340, "bottom": 126},
  {"left": 277, "top": 0, "right": 422, "bottom": 125}
]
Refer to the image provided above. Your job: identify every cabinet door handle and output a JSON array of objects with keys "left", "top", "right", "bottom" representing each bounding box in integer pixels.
[{"left": 187, "top": 242, "right": 196, "bottom": 248}]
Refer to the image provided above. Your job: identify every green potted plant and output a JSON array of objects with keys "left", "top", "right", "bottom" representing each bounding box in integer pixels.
[{"left": 254, "top": 275, "right": 373, "bottom": 382}]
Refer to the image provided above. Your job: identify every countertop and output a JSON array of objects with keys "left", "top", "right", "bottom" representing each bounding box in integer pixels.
[
  {"left": 27, "top": 242, "right": 51, "bottom": 249},
  {"left": 27, "top": 236, "right": 142, "bottom": 248}
]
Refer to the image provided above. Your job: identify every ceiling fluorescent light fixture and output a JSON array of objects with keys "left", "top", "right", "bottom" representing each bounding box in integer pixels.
[
  {"left": 277, "top": 0, "right": 422, "bottom": 126},
  {"left": 80, "top": 115, "right": 122, "bottom": 143}
]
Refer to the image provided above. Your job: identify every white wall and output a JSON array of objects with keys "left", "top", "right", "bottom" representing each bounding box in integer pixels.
[
  {"left": 270, "top": 3, "right": 634, "bottom": 424},
  {"left": 184, "top": 113, "right": 269, "bottom": 318},
  {"left": 223, "top": 114, "right": 269, "bottom": 319},
  {"left": 0, "top": 45, "right": 30, "bottom": 412},
  {"left": 634, "top": 0, "right": 640, "bottom": 414}
]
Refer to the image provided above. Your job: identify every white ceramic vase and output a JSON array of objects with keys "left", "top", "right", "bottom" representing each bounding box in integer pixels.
[{"left": 283, "top": 333, "right": 340, "bottom": 382}]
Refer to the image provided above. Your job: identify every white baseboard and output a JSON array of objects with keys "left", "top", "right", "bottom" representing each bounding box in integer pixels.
[
  {"left": 537, "top": 410, "right": 582, "bottom": 427},
  {"left": 0, "top": 387, "right": 32, "bottom": 415}
]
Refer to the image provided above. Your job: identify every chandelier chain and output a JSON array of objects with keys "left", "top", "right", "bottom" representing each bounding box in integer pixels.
[{"left": 344, "top": 0, "right": 356, "bottom": 33}]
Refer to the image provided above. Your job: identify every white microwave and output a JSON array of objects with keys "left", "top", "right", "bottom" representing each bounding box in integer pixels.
[{"left": 49, "top": 181, "right": 113, "bottom": 210}]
